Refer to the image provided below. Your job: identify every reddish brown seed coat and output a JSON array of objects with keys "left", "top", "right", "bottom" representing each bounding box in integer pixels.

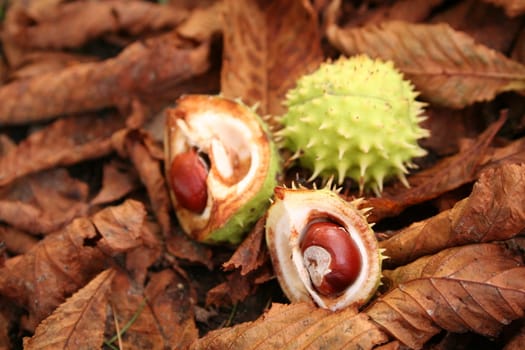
[
  {"left": 169, "top": 149, "right": 208, "bottom": 213},
  {"left": 300, "top": 221, "right": 362, "bottom": 296}
]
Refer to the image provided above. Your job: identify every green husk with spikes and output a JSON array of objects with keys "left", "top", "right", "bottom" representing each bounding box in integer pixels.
[{"left": 277, "top": 55, "right": 429, "bottom": 194}]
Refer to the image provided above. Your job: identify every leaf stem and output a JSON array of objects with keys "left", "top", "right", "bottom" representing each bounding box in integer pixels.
[{"left": 104, "top": 298, "right": 147, "bottom": 347}]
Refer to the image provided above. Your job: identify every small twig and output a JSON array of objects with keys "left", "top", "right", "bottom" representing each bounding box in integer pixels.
[
  {"left": 111, "top": 302, "right": 123, "bottom": 350},
  {"left": 222, "top": 303, "right": 238, "bottom": 328},
  {"left": 104, "top": 298, "right": 147, "bottom": 348}
]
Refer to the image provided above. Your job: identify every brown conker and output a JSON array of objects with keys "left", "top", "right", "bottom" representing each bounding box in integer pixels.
[
  {"left": 300, "top": 221, "right": 362, "bottom": 296},
  {"left": 169, "top": 149, "right": 208, "bottom": 213}
]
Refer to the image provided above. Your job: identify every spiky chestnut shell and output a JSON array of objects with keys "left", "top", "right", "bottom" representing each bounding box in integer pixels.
[
  {"left": 265, "top": 186, "right": 384, "bottom": 310},
  {"left": 165, "top": 95, "right": 280, "bottom": 245},
  {"left": 278, "top": 55, "right": 429, "bottom": 193}
]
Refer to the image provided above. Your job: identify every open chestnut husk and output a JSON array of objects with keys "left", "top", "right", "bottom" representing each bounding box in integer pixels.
[
  {"left": 165, "top": 95, "right": 279, "bottom": 244},
  {"left": 265, "top": 186, "right": 383, "bottom": 310}
]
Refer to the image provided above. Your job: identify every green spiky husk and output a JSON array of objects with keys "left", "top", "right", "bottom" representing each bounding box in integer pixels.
[{"left": 278, "top": 55, "right": 429, "bottom": 193}]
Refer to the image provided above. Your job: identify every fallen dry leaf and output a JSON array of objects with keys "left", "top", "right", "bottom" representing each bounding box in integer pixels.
[
  {"left": 0, "top": 32, "right": 209, "bottom": 124},
  {"left": 190, "top": 302, "right": 388, "bottom": 350},
  {"left": 368, "top": 242, "right": 525, "bottom": 349},
  {"left": 222, "top": 215, "right": 268, "bottom": 275},
  {"left": 0, "top": 199, "right": 146, "bottom": 331},
  {"left": 90, "top": 160, "right": 141, "bottom": 206},
  {"left": 327, "top": 21, "right": 525, "bottom": 108},
  {"left": 205, "top": 264, "right": 273, "bottom": 307},
  {"left": 0, "top": 168, "right": 89, "bottom": 234},
  {"left": 380, "top": 163, "right": 525, "bottom": 266},
  {"left": 0, "top": 225, "right": 38, "bottom": 255},
  {"left": 4, "top": 0, "right": 187, "bottom": 49},
  {"left": 90, "top": 198, "right": 148, "bottom": 254},
  {"left": 328, "top": 0, "right": 444, "bottom": 27},
  {"left": 176, "top": 0, "right": 223, "bottom": 42},
  {"left": 165, "top": 227, "right": 214, "bottom": 269},
  {"left": 0, "top": 112, "right": 126, "bottom": 187},
  {"left": 23, "top": 268, "right": 116, "bottom": 349},
  {"left": 119, "top": 129, "right": 172, "bottom": 237},
  {"left": 5, "top": 45, "right": 97, "bottom": 73},
  {"left": 105, "top": 268, "right": 198, "bottom": 350},
  {"left": 2, "top": 1, "right": 525, "bottom": 348},
  {"left": 221, "top": 0, "right": 323, "bottom": 117}
]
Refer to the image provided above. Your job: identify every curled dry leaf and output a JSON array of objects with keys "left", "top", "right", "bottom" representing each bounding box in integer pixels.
[
  {"left": 177, "top": 0, "right": 223, "bottom": 42},
  {"left": 481, "top": 0, "right": 525, "bottom": 17},
  {"left": 205, "top": 264, "right": 273, "bottom": 307},
  {"left": 0, "top": 199, "right": 146, "bottom": 331},
  {"left": 4, "top": 0, "right": 188, "bottom": 49},
  {"left": 0, "top": 168, "right": 89, "bottom": 234},
  {"left": 326, "top": 21, "right": 525, "bottom": 108},
  {"left": 190, "top": 302, "right": 388, "bottom": 350},
  {"left": 205, "top": 216, "right": 271, "bottom": 307},
  {"left": 0, "top": 32, "right": 209, "bottom": 125},
  {"left": 6, "top": 51, "right": 99, "bottom": 80},
  {"left": 221, "top": 0, "right": 323, "bottom": 118},
  {"left": 367, "top": 242, "right": 525, "bottom": 349},
  {"left": 23, "top": 268, "right": 116, "bottom": 350},
  {"left": 380, "top": 163, "right": 525, "bottom": 266},
  {"left": 0, "top": 113, "right": 126, "bottom": 187},
  {"left": 90, "top": 160, "right": 141, "bottom": 206},
  {"left": 120, "top": 129, "right": 172, "bottom": 236},
  {"left": 222, "top": 215, "right": 268, "bottom": 275}
]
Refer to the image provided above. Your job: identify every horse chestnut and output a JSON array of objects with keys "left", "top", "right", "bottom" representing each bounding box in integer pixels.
[
  {"left": 301, "top": 221, "right": 362, "bottom": 296},
  {"left": 169, "top": 149, "right": 208, "bottom": 213}
]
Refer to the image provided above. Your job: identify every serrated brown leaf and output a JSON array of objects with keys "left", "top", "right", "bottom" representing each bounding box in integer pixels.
[
  {"left": 4, "top": 1, "right": 187, "bottom": 49},
  {"left": 327, "top": 21, "right": 525, "bottom": 108},
  {"left": 106, "top": 269, "right": 197, "bottom": 350},
  {"left": 379, "top": 163, "right": 525, "bottom": 266},
  {"left": 0, "top": 113, "right": 125, "bottom": 187},
  {"left": 221, "top": 0, "right": 323, "bottom": 117},
  {"left": 190, "top": 302, "right": 388, "bottom": 350},
  {"left": 366, "top": 114, "right": 505, "bottom": 222},
  {"left": 367, "top": 243, "right": 525, "bottom": 349},
  {"left": 23, "top": 268, "right": 115, "bottom": 350},
  {"left": 0, "top": 168, "right": 89, "bottom": 234},
  {"left": 0, "top": 32, "right": 209, "bottom": 125},
  {"left": 0, "top": 200, "right": 147, "bottom": 331},
  {"left": 481, "top": 0, "right": 525, "bottom": 17}
]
